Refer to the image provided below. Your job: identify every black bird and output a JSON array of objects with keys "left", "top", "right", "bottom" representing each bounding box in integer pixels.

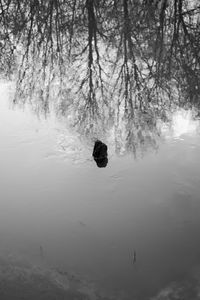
[{"left": 93, "top": 140, "right": 108, "bottom": 168}]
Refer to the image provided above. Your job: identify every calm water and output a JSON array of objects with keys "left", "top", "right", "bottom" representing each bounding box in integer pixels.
[{"left": 0, "top": 82, "right": 200, "bottom": 299}]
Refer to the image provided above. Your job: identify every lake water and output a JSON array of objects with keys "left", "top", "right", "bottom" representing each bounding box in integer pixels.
[{"left": 0, "top": 81, "right": 200, "bottom": 299}]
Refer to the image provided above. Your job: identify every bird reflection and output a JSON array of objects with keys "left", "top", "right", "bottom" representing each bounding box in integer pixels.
[{"left": 93, "top": 140, "right": 108, "bottom": 168}]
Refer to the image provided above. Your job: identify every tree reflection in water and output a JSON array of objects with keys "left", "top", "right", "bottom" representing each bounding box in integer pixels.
[{"left": 0, "top": 0, "right": 199, "bottom": 158}]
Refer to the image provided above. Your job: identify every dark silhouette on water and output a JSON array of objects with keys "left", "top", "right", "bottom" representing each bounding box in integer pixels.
[{"left": 93, "top": 140, "right": 108, "bottom": 168}]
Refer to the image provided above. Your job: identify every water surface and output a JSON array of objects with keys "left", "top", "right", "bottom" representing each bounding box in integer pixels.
[{"left": 0, "top": 82, "right": 200, "bottom": 299}]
